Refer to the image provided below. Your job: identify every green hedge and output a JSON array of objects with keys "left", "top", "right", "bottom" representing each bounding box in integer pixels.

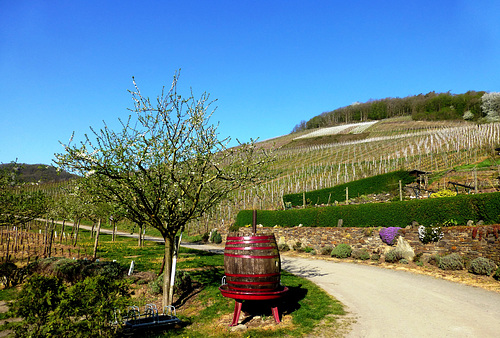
[
  {"left": 283, "top": 170, "right": 415, "bottom": 207},
  {"left": 234, "top": 192, "right": 500, "bottom": 229}
]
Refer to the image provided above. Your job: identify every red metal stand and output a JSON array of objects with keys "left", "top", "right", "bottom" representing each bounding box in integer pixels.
[{"left": 219, "top": 285, "right": 288, "bottom": 326}]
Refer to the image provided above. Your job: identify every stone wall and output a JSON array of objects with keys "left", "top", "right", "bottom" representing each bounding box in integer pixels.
[{"left": 221, "top": 225, "right": 500, "bottom": 264}]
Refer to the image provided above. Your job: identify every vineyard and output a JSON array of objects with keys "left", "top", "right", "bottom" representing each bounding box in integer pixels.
[
  {"left": 2, "top": 117, "right": 500, "bottom": 239},
  {"left": 211, "top": 118, "right": 500, "bottom": 228}
]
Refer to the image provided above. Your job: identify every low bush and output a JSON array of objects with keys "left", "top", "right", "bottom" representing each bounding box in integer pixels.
[
  {"left": 384, "top": 249, "right": 403, "bottom": 263},
  {"left": 331, "top": 244, "right": 352, "bottom": 259},
  {"left": 371, "top": 253, "right": 380, "bottom": 261},
  {"left": 468, "top": 257, "right": 497, "bottom": 276},
  {"left": 418, "top": 225, "right": 444, "bottom": 244},
  {"left": 494, "top": 266, "right": 500, "bottom": 281},
  {"left": 428, "top": 254, "right": 441, "bottom": 266},
  {"left": 438, "top": 253, "right": 464, "bottom": 271},
  {"left": 400, "top": 259, "right": 409, "bottom": 264},
  {"left": 278, "top": 243, "right": 290, "bottom": 251},
  {"left": 210, "top": 230, "right": 222, "bottom": 244},
  {"left": 150, "top": 270, "right": 193, "bottom": 295},
  {"left": 352, "top": 249, "right": 370, "bottom": 260},
  {"left": 379, "top": 227, "right": 402, "bottom": 245},
  {"left": 320, "top": 246, "right": 333, "bottom": 255}
]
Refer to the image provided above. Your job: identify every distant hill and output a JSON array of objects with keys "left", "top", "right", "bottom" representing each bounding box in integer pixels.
[
  {"left": 0, "top": 163, "right": 77, "bottom": 183},
  {"left": 292, "top": 90, "right": 486, "bottom": 132}
]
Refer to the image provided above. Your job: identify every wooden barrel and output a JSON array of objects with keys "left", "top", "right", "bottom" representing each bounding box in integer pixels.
[{"left": 224, "top": 232, "right": 281, "bottom": 293}]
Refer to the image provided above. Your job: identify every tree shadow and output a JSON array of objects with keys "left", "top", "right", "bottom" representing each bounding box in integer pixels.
[{"left": 281, "top": 258, "right": 328, "bottom": 278}]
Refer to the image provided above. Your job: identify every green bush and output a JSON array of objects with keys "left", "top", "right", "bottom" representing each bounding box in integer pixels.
[
  {"left": 494, "top": 266, "right": 500, "bottom": 281},
  {"left": 150, "top": 270, "right": 192, "bottom": 295},
  {"left": 400, "top": 259, "right": 409, "bottom": 264},
  {"left": 352, "top": 249, "right": 370, "bottom": 260},
  {"left": 210, "top": 230, "right": 222, "bottom": 244},
  {"left": 283, "top": 170, "right": 415, "bottom": 206},
  {"left": 371, "top": 253, "right": 380, "bottom": 261},
  {"left": 468, "top": 257, "right": 497, "bottom": 275},
  {"left": 331, "top": 244, "right": 352, "bottom": 258},
  {"left": 438, "top": 253, "right": 464, "bottom": 270},
  {"left": 234, "top": 191, "right": 500, "bottom": 230},
  {"left": 13, "top": 274, "right": 129, "bottom": 338}
]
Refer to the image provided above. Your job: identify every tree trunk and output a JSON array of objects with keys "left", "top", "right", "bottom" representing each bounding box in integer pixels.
[
  {"left": 93, "top": 218, "right": 101, "bottom": 259},
  {"left": 162, "top": 233, "right": 175, "bottom": 308}
]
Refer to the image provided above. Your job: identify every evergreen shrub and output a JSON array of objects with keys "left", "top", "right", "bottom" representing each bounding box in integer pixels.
[
  {"left": 234, "top": 192, "right": 500, "bottom": 229},
  {"left": 331, "top": 244, "right": 352, "bottom": 258}
]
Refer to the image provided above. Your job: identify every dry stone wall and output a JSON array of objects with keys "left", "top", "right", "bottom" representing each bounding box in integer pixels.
[{"left": 221, "top": 225, "right": 500, "bottom": 264}]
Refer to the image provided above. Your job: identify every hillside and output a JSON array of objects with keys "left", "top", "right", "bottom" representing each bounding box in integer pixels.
[
  {"left": 0, "top": 163, "right": 77, "bottom": 184},
  {"left": 292, "top": 90, "right": 486, "bottom": 132},
  {"left": 237, "top": 117, "right": 500, "bottom": 215}
]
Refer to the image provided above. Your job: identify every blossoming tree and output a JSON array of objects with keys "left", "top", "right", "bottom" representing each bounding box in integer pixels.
[{"left": 55, "top": 72, "right": 274, "bottom": 307}]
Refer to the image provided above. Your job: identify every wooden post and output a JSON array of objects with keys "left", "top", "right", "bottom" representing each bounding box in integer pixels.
[
  {"left": 93, "top": 218, "right": 101, "bottom": 259},
  {"left": 302, "top": 192, "right": 306, "bottom": 208},
  {"left": 399, "top": 180, "right": 402, "bottom": 201},
  {"left": 346, "top": 187, "right": 349, "bottom": 204}
]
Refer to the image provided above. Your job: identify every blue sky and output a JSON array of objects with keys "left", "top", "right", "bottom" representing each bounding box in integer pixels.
[{"left": 1, "top": 0, "right": 499, "bottom": 165}]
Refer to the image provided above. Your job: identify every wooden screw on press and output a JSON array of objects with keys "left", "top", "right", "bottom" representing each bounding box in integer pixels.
[{"left": 252, "top": 209, "right": 257, "bottom": 235}]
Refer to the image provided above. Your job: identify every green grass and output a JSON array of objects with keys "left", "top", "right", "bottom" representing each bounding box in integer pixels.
[{"left": 1, "top": 228, "right": 346, "bottom": 337}]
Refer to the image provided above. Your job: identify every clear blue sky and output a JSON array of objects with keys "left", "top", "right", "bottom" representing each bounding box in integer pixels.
[{"left": 1, "top": 0, "right": 499, "bottom": 165}]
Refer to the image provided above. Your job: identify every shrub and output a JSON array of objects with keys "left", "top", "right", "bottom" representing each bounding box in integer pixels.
[
  {"left": 331, "top": 244, "right": 352, "bottom": 258},
  {"left": 304, "top": 247, "right": 314, "bottom": 253},
  {"left": 371, "top": 253, "right": 380, "bottom": 261},
  {"left": 468, "top": 257, "right": 497, "bottom": 275},
  {"left": 210, "top": 230, "right": 222, "bottom": 244},
  {"left": 494, "top": 266, "right": 500, "bottom": 281},
  {"left": 150, "top": 271, "right": 192, "bottom": 295},
  {"left": 418, "top": 225, "right": 444, "bottom": 244},
  {"left": 384, "top": 249, "right": 403, "bottom": 263},
  {"left": 352, "top": 249, "right": 370, "bottom": 260},
  {"left": 379, "top": 227, "right": 402, "bottom": 245},
  {"left": 320, "top": 246, "right": 333, "bottom": 255},
  {"left": 400, "top": 259, "right": 409, "bottom": 264},
  {"left": 293, "top": 242, "right": 303, "bottom": 251},
  {"left": 428, "top": 254, "right": 441, "bottom": 267},
  {"left": 13, "top": 274, "right": 129, "bottom": 338},
  {"left": 438, "top": 253, "right": 464, "bottom": 270},
  {"left": 430, "top": 189, "right": 457, "bottom": 198},
  {"left": 278, "top": 243, "right": 290, "bottom": 252}
]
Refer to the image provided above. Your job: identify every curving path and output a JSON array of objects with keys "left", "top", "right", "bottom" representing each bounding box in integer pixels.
[
  {"left": 69, "top": 226, "right": 500, "bottom": 337},
  {"left": 281, "top": 255, "right": 500, "bottom": 337},
  {"left": 182, "top": 243, "right": 500, "bottom": 337}
]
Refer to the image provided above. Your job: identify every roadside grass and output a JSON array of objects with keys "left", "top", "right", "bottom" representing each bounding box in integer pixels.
[{"left": 0, "top": 230, "right": 346, "bottom": 337}]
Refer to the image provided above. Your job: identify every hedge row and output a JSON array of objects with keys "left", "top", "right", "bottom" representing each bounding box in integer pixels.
[
  {"left": 283, "top": 170, "right": 415, "bottom": 207},
  {"left": 234, "top": 192, "right": 500, "bottom": 229}
]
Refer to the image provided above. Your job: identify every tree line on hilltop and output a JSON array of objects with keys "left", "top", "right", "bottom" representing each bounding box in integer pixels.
[{"left": 293, "top": 90, "right": 500, "bottom": 132}]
